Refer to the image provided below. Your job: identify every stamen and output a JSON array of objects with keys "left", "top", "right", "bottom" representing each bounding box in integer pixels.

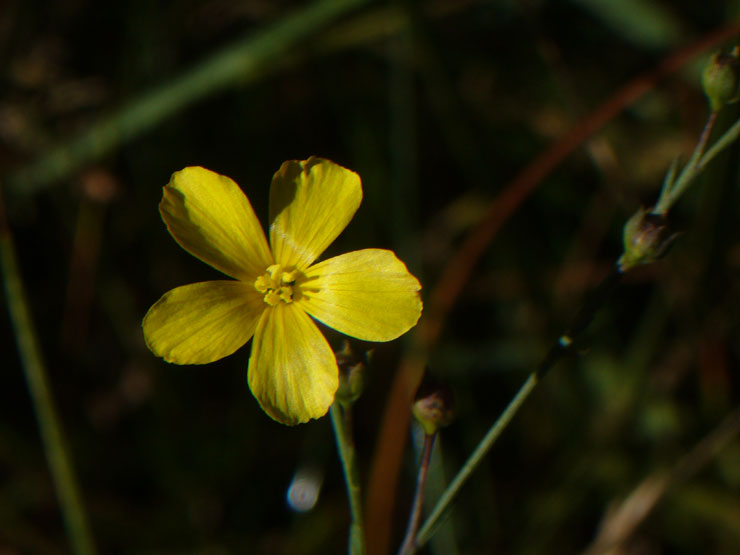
[
  {"left": 254, "top": 265, "right": 304, "bottom": 305},
  {"left": 254, "top": 275, "right": 272, "bottom": 294},
  {"left": 282, "top": 269, "right": 299, "bottom": 284},
  {"left": 264, "top": 290, "right": 282, "bottom": 306}
]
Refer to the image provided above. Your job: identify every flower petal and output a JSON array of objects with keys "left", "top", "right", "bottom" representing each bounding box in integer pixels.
[
  {"left": 143, "top": 281, "right": 264, "bottom": 364},
  {"left": 161, "top": 167, "right": 273, "bottom": 281},
  {"left": 248, "top": 304, "right": 338, "bottom": 425},
  {"left": 299, "top": 249, "right": 422, "bottom": 342},
  {"left": 269, "top": 157, "right": 361, "bottom": 269}
]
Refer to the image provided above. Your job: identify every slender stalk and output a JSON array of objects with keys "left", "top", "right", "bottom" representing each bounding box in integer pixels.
[
  {"left": 686, "top": 111, "right": 717, "bottom": 172},
  {"left": 0, "top": 186, "right": 96, "bottom": 555},
  {"left": 330, "top": 402, "right": 365, "bottom": 555},
  {"left": 414, "top": 374, "right": 538, "bottom": 551},
  {"left": 653, "top": 111, "right": 719, "bottom": 215},
  {"left": 696, "top": 113, "right": 740, "bottom": 172},
  {"left": 413, "top": 268, "right": 622, "bottom": 552},
  {"left": 398, "top": 432, "right": 436, "bottom": 555}
]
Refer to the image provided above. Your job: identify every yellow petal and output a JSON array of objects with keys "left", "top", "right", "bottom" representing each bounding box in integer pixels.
[
  {"left": 299, "top": 249, "right": 422, "bottom": 342},
  {"left": 143, "top": 281, "right": 264, "bottom": 364},
  {"left": 269, "top": 157, "right": 361, "bottom": 269},
  {"left": 161, "top": 167, "right": 273, "bottom": 281},
  {"left": 248, "top": 304, "right": 338, "bottom": 425}
]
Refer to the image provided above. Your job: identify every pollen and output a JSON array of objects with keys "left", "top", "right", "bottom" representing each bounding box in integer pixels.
[{"left": 255, "top": 264, "right": 303, "bottom": 306}]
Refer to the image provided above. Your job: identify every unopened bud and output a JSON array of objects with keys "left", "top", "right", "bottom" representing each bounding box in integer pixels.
[
  {"left": 702, "top": 47, "right": 740, "bottom": 113},
  {"left": 334, "top": 341, "right": 367, "bottom": 407},
  {"left": 618, "top": 207, "right": 676, "bottom": 272},
  {"left": 412, "top": 384, "right": 454, "bottom": 435}
]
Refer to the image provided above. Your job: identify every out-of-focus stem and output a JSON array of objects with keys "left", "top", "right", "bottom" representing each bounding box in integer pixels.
[
  {"left": 5, "top": 0, "right": 368, "bottom": 195},
  {"left": 0, "top": 186, "right": 96, "bottom": 555},
  {"left": 653, "top": 111, "right": 718, "bottom": 215}
]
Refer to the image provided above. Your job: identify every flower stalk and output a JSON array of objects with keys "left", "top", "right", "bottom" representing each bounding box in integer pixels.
[
  {"left": 413, "top": 374, "right": 537, "bottom": 552},
  {"left": 651, "top": 110, "right": 718, "bottom": 217},
  {"left": 398, "top": 431, "right": 436, "bottom": 555},
  {"left": 399, "top": 383, "right": 455, "bottom": 554},
  {"left": 651, "top": 48, "right": 740, "bottom": 218},
  {"left": 330, "top": 402, "right": 365, "bottom": 555}
]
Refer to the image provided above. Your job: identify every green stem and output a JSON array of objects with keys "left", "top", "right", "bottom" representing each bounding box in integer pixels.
[
  {"left": 696, "top": 112, "right": 740, "bottom": 172},
  {"left": 398, "top": 432, "right": 436, "bottom": 555},
  {"left": 0, "top": 188, "right": 96, "bottom": 555},
  {"left": 414, "top": 374, "right": 539, "bottom": 551},
  {"left": 685, "top": 111, "right": 717, "bottom": 173},
  {"left": 653, "top": 110, "right": 727, "bottom": 215},
  {"left": 330, "top": 402, "right": 365, "bottom": 555},
  {"left": 412, "top": 268, "right": 622, "bottom": 551},
  {"left": 5, "top": 0, "right": 368, "bottom": 195}
]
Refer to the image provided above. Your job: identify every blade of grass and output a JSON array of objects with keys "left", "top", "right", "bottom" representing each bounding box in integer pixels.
[
  {"left": 5, "top": 0, "right": 368, "bottom": 195},
  {"left": 0, "top": 184, "right": 96, "bottom": 555}
]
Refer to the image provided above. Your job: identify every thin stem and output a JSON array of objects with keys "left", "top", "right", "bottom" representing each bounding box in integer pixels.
[
  {"left": 656, "top": 157, "right": 680, "bottom": 207},
  {"left": 696, "top": 112, "right": 740, "bottom": 172},
  {"left": 413, "top": 268, "right": 622, "bottom": 551},
  {"left": 538, "top": 268, "right": 623, "bottom": 379},
  {"left": 653, "top": 111, "right": 719, "bottom": 215},
  {"left": 330, "top": 402, "right": 365, "bottom": 555},
  {"left": 687, "top": 111, "right": 717, "bottom": 172},
  {"left": 414, "top": 374, "right": 538, "bottom": 551},
  {"left": 398, "top": 432, "right": 436, "bottom": 555},
  {"left": 0, "top": 186, "right": 96, "bottom": 555}
]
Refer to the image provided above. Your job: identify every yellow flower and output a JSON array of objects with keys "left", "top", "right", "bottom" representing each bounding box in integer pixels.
[{"left": 142, "top": 157, "right": 422, "bottom": 425}]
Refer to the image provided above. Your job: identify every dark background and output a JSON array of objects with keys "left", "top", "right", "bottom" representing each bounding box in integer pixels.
[{"left": 1, "top": 1, "right": 739, "bottom": 553}]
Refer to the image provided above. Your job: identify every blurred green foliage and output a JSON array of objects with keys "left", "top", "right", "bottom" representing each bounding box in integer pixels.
[{"left": 1, "top": 0, "right": 739, "bottom": 553}]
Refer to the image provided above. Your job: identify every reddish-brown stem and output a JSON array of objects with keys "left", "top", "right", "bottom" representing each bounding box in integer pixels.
[{"left": 397, "top": 432, "right": 436, "bottom": 555}]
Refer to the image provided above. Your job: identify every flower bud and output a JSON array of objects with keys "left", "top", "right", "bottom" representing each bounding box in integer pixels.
[
  {"left": 618, "top": 207, "right": 676, "bottom": 272},
  {"left": 412, "top": 383, "right": 454, "bottom": 435},
  {"left": 334, "top": 341, "right": 367, "bottom": 407},
  {"left": 702, "top": 47, "right": 740, "bottom": 113}
]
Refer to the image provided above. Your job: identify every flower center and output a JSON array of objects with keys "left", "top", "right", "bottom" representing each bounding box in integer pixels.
[{"left": 254, "top": 264, "right": 304, "bottom": 306}]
